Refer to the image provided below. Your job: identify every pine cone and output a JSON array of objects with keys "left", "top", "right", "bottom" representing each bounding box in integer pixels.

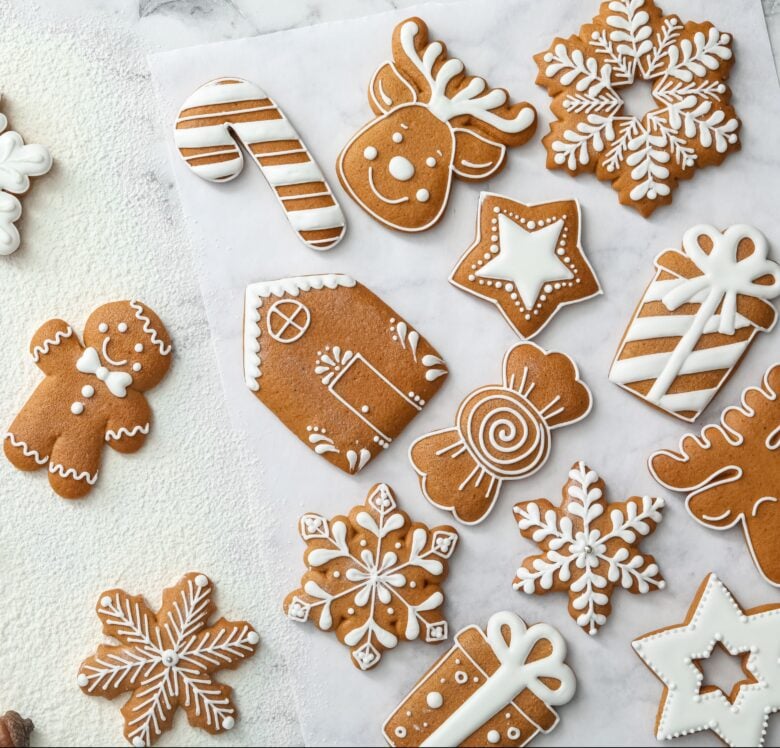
[{"left": 0, "top": 712, "right": 33, "bottom": 748}]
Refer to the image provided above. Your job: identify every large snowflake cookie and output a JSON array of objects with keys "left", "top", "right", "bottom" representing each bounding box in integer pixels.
[
  {"left": 383, "top": 611, "right": 576, "bottom": 747},
  {"left": 337, "top": 17, "right": 537, "bottom": 232},
  {"left": 284, "top": 483, "right": 458, "bottom": 671},
  {"left": 3, "top": 301, "right": 171, "bottom": 498},
  {"left": 410, "top": 342, "right": 591, "bottom": 526},
  {"left": 243, "top": 274, "right": 447, "bottom": 475},
  {"left": 535, "top": 0, "right": 740, "bottom": 217},
  {"left": 513, "top": 461, "right": 666, "bottom": 635},
  {"left": 77, "top": 572, "right": 259, "bottom": 747},
  {"left": 0, "top": 99, "right": 52, "bottom": 255},
  {"left": 633, "top": 573, "right": 780, "bottom": 747},
  {"left": 650, "top": 364, "right": 780, "bottom": 587},
  {"left": 610, "top": 224, "right": 780, "bottom": 423},
  {"left": 450, "top": 193, "right": 601, "bottom": 339},
  {"left": 175, "top": 77, "right": 345, "bottom": 251}
]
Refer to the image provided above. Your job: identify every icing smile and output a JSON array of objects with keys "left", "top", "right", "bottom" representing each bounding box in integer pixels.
[
  {"left": 102, "top": 337, "right": 128, "bottom": 366},
  {"left": 368, "top": 167, "right": 409, "bottom": 205}
]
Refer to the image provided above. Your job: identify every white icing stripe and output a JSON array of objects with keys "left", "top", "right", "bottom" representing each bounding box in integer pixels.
[
  {"left": 49, "top": 462, "right": 98, "bottom": 484},
  {"left": 644, "top": 277, "right": 709, "bottom": 304},
  {"left": 105, "top": 423, "right": 150, "bottom": 442},
  {"left": 243, "top": 275, "right": 356, "bottom": 391},
  {"left": 181, "top": 79, "right": 269, "bottom": 108},
  {"left": 287, "top": 205, "right": 346, "bottom": 232},
  {"left": 263, "top": 160, "right": 324, "bottom": 187},
  {"left": 230, "top": 118, "right": 299, "bottom": 143},
  {"left": 31, "top": 326, "right": 73, "bottom": 362},
  {"left": 130, "top": 300, "right": 171, "bottom": 356},
  {"left": 624, "top": 313, "right": 752, "bottom": 342},
  {"left": 176, "top": 104, "right": 277, "bottom": 123},
  {"left": 657, "top": 387, "right": 720, "bottom": 414},
  {"left": 610, "top": 341, "right": 749, "bottom": 385},
  {"left": 189, "top": 157, "right": 243, "bottom": 181},
  {"left": 3, "top": 432, "right": 49, "bottom": 464},
  {"left": 174, "top": 124, "right": 235, "bottom": 148}
]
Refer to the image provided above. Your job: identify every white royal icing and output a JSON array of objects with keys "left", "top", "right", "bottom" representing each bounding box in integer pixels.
[
  {"left": 633, "top": 574, "right": 780, "bottom": 747},
  {"left": 105, "top": 423, "right": 150, "bottom": 443},
  {"left": 31, "top": 326, "right": 73, "bottom": 363},
  {"left": 2, "top": 432, "right": 49, "bottom": 465},
  {"left": 130, "top": 300, "right": 172, "bottom": 357}
]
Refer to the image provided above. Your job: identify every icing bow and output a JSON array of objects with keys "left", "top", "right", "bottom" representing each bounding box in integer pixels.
[
  {"left": 76, "top": 347, "right": 133, "bottom": 398},
  {"left": 660, "top": 224, "right": 780, "bottom": 335}
]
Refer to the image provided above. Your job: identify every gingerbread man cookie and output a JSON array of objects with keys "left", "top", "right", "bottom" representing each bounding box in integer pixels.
[
  {"left": 410, "top": 342, "right": 591, "bottom": 525},
  {"left": 77, "top": 573, "right": 259, "bottom": 747},
  {"left": 514, "top": 461, "right": 666, "bottom": 635},
  {"left": 650, "top": 364, "right": 780, "bottom": 587},
  {"left": 3, "top": 301, "right": 171, "bottom": 498},
  {"left": 337, "top": 17, "right": 537, "bottom": 232},
  {"left": 450, "top": 194, "right": 601, "bottom": 339},
  {"left": 284, "top": 483, "right": 458, "bottom": 671},
  {"left": 535, "top": 0, "right": 740, "bottom": 216}
]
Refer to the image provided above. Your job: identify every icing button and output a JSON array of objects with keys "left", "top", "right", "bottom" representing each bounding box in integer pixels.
[
  {"left": 71, "top": 402, "right": 85, "bottom": 415},
  {"left": 82, "top": 385, "right": 95, "bottom": 398}
]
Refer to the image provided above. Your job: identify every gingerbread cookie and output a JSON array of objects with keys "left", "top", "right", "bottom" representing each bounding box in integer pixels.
[
  {"left": 0, "top": 99, "right": 52, "bottom": 255},
  {"left": 337, "top": 17, "right": 537, "bottom": 232},
  {"left": 514, "top": 461, "right": 665, "bottom": 635},
  {"left": 633, "top": 573, "right": 780, "bottom": 747},
  {"left": 77, "top": 573, "right": 258, "bottom": 747},
  {"left": 450, "top": 194, "right": 601, "bottom": 339},
  {"left": 383, "top": 611, "right": 576, "bottom": 747},
  {"left": 175, "top": 77, "right": 346, "bottom": 251},
  {"left": 610, "top": 224, "right": 780, "bottom": 422},
  {"left": 0, "top": 712, "right": 33, "bottom": 748},
  {"left": 535, "top": 0, "right": 740, "bottom": 217},
  {"left": 650, "top": 364, "right": 780, "bottom": 587},
  {"left": 3, "top": 301, "right": 171, "bottom": 498},
  {"left": 284, "top": 483, "right": 458, "bottom": 671},
  {"left": 410, "top": 342, "right": 591, "bottom": 525},
  {"left": 244, "top": 274, "right": 447, "bottom": 475}
]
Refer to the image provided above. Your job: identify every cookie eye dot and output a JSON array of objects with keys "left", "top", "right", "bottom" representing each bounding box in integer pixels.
[
  {"left": 135, "top": 343, "right": 144, "bottom": 353},
  {"left": 363, "top": 146, "right": 378, "bottom": 161},
  {"left": 98, "top": 323, "right": 108, "bottom": 333},
  {"left": 426, "top": 157, "right": 436, "bottom": 168},
  {"left": 118, "top": 322, "right": 128, "bottom": 333},
  {"left": 416, "top": 188, "right": 430, "bottom": 203},
  {"left": 392, "top": 131, "right": 404, "bottom": 143}
]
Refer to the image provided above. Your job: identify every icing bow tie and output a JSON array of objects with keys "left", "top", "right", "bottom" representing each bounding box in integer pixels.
[{"left": 76, "top": 347, "right": 133, "bottom": 398}]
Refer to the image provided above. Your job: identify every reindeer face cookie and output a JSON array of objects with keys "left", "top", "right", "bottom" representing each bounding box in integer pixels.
[
  {"left": 337, "top": 17, "right": 537, "bottom": 232},
  {"left": 410, "top": 342, "right": 591, "bottom": 525},
  {"left": 650, "top": 364, "right": 780, "bottom": 587},
  {"left": 3, "top": 301, "right": 171, "bottom": 498}
]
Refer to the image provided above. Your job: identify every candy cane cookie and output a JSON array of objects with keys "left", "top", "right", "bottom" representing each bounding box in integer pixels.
[{"left": 174, "top": 77, "right": 346, "bottom": 251}]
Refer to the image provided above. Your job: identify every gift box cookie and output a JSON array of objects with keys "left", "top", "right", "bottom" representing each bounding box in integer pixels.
[
  {"left": 610, "top": 224, "right": 780, "bottom": 422},
  {"left": 243, "top": 274, "right": 447, "bottom": 474},
  {"left": 383, "top": 611, "right": 575, "bottom": 747}
]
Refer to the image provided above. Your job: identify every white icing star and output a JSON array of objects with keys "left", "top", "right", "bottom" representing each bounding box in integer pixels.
[
  {"left": 476, "top": 215, "right": 572, "bottom": 309},
  {"left": 633, "top": 574, "right": 780, "bottom": 747}
]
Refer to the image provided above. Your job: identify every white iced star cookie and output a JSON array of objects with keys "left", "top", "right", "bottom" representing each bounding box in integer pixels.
[{"left": 633, "top": 573, "right": 780, "bottom": 747}]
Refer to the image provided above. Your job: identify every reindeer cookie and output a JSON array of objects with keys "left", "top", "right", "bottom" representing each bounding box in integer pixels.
[
  {"left": 3, "top": 301, "right": 172, "bottom": 498},
  {"left": 650, "top": 364, "right": 780, "bottom": 588},
  {"left": 337, "top": 17, "right": 537, "bottom": 232}
]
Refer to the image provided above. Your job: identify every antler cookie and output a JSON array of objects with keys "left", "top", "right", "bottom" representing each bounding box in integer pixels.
[
  {"left": 650, "top": 364, "right": 780, "bottom": 587},
  {"left": 410, "top": 342, "right": 591, "bottom": 525},
  {"left": 3, "top": 301, "right": 171, "bottom": 498},
  {"left": 338, "top": 17, "right": 537, "bottom": 232}
]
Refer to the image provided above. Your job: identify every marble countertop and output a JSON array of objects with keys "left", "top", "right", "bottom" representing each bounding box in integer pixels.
[{"left": 1, "top": 1, "right": 779, "bottom": 746}]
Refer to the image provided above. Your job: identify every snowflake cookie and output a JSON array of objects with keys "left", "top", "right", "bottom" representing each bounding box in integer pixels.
[
  {"left": 535, "top": 0, "right": 740, "bottom": 217},
  {"left": 633, "top": 573, "right": 780, "bottom": 747},
  {"left": 513, "top": 461, "right": 665, "bottom": 635},
  {"left": 77, "top": 573, "right": 259, "bottom": 747},
  {"left": 0, "top": 99, "right": 52, "bottom": 255},
  {"left": 650, "top": 364, "right": 780, "bottom": 588},
  {"left": 450, "top": 193, "right": 602, "bottom": 339},
  {"left": 284, "top": 483, "right": 458, "bottom": 671}
]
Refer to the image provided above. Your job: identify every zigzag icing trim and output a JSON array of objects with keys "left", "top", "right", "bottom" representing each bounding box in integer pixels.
[
  {"left": 49, "top": 462, "right": 98, "bottom": 485},
  {"left": 130, "top": 300, "right": 171, "bottom": 356},
  {"left": 243, "top": 274, "right": 356, "bottom": 392},
  {"left": 105, "top": 423, "right": 150, "bottom": 442},
  {"left": 2, "top": 432, "right": 49, "bottom": 464},
  {"left": 31, "top": 326, "right": 73, "bottom": 362}
]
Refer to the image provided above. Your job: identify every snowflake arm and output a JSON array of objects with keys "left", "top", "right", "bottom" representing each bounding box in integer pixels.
[
  {"left": 160, "top": 573, "right": 216, "bottom": 651},
  {"left": 177, "top": 618, "right": 260, "bottom": 673}
]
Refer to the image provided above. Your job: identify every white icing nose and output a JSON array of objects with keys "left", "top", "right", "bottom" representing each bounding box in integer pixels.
[{"left": 388, "top": 156, "right": 415, "bottom": 182}]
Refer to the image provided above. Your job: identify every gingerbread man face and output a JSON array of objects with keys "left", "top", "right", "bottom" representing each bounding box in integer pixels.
[{"left": 82, "top": 301, "right": 172, "bottom": 392}]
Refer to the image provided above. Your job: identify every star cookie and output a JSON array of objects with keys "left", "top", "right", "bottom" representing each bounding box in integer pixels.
[
  {"left": 633, "top": 573, "right": 780, "bottom": 747},
  {"left": 284, "top": 483, "right": 458, "bottom": 671},
  {"left": 450, "top": 194, "right": 601, "bottom": 339},
  {"left": 513, "top": 461, "right": 665, "bottom": 635},
  {"left": 77, "top": 573, "right": 259, "bottom": 747}
]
